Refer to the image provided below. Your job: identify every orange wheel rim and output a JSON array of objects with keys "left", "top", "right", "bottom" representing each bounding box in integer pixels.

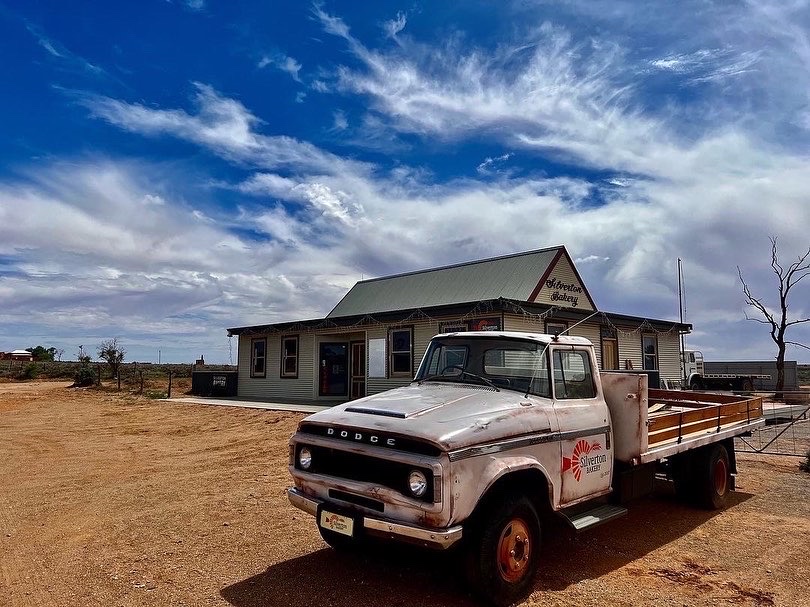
[
  {"left": 497, "top": 518, "right": 532, "bottom": 583},
  {"left": 714, "top": 458, "right": 728, "bottom": 495}
]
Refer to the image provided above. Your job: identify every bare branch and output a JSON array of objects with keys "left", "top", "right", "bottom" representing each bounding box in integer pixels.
[
  {"left": 785, "top": 317, "right": 810, "bottom": 327},
  {"left": 785, "top": 340, "right": 810, "bottom": 351}
]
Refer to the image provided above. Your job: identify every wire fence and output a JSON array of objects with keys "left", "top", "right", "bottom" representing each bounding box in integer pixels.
[
  {"left": 734, "top": 391, "right": 810, "bottom": 457},
  {"left": 0, "top": 359, "right": 211, "bottom": 398}
]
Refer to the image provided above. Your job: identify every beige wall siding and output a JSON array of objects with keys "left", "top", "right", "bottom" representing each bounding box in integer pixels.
[
  {"left": 237, "top": 333, "right": 317, "bottom": 401},
  {"left": 366, "top": 319, "right": 440, "bottom": 395},
  {"left": 236, "top": 317, "right": 683, "bottom": 400},
  {"left": 532, "top": 255, "right": 594, "bottom": 311},
  {"left": 617, "top": 330, "right": 642, "bottom": 370},
  {"left": 657, "top": 332, "right": 681, "bottom": 381}
]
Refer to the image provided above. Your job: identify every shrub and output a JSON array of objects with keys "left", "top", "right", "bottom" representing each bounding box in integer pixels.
[
  {"left": 73, "top": 357, "right": 95, "bottom": 387},
  {"left": 801, "top": 450, "right": 810, "bottom": 474},
  {"left": 17, "top": 363, "right": 39, "bottom": 380}
]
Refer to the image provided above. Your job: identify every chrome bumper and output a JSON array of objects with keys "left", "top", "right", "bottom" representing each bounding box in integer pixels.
[{"left": 287, "top": 487, "right": 463, "bottom": 550}]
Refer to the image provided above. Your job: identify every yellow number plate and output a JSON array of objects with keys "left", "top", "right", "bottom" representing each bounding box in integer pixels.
[{"left": 319, "top": 510, "right": 354, "bottom": 537}]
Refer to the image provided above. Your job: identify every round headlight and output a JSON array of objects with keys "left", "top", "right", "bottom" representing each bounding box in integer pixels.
[
  {"left": 408, "top": 470, "right": 428, "bottom": 497},
  {"left": 298, "top": 447, "right": 313, "bottom": 470}
]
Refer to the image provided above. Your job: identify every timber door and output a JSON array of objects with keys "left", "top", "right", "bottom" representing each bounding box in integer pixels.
[{"left": 350, "top": 341, "right": 366, "bottom": 399}]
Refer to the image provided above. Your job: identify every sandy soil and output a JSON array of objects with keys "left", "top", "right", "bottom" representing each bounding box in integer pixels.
[{"left": 0, "top": 382, "right": 807, "bottom": 607}]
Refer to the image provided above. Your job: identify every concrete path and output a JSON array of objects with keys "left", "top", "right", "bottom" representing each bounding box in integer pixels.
[{"left": 166, "top": 396, "right": 331, "bottom": 414}]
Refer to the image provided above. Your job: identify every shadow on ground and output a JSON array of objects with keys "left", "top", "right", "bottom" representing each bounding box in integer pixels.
[{"left": 221, "top": 485, "right": 753, "bottom": 607}]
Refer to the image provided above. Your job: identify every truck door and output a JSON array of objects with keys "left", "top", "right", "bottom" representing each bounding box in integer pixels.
[{"left": 551, "top": 346, "right": 613, "bottom": 505}]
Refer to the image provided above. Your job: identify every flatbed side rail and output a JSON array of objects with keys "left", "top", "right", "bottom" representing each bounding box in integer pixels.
[{"left": 647, "top": 390, "right": 763, "bottom": 449}]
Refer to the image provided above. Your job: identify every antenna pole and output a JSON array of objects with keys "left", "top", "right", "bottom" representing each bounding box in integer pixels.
[{"left": 678, "top": 258, "right": 686, "bottom": 383}]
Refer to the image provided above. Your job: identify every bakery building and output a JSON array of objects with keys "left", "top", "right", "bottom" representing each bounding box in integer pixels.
[{"left": 227, "top": 246, "right": 689, "bottom": 403}]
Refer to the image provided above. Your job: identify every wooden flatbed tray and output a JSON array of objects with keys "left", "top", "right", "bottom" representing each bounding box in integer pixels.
[{"left": 646, "top": 389, "right": 764, "bottom": 447}]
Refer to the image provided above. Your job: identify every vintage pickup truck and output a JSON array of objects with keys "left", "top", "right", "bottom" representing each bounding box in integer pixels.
[{"left": 287, "top": 331, "right": 765, "bottom": 606}]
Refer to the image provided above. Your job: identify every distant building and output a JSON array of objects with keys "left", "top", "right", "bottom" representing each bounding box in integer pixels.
[
  {"left": 0, "top": 350, "right": 35, "bottom": 361},
  {"left": 227, "top": 245, "right": 691, "bottom": 403}
]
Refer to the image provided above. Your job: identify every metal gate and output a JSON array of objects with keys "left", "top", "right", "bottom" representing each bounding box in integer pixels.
[{"left": 735, "top": 392, "right": 810, "bottom": 457}]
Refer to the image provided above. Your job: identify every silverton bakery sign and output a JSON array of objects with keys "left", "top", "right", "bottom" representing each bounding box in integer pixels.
[{"left": 545, "top": 278, "right": 582, "bottom": 307}]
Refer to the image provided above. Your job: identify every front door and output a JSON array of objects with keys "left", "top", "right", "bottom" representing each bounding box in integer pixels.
[
  {"left": 350, "top": 341, "right": 366, "bottom": 400},
  {"left": 602, "top": 338, "right": 618, "bottom": 370},
  {"left": 319, "top": 343, "right": 348, "bottom": 397}
]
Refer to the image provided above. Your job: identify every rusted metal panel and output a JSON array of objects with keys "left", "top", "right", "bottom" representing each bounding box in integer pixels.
[{"left": 601, "top": 372, "right": 648, "bottom": 463}]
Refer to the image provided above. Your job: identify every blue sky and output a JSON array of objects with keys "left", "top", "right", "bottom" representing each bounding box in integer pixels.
[{"left": 1, "top": 0, "right": 809, "bottom": 364}]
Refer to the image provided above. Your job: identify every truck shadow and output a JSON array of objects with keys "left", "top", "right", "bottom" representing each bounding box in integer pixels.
[{"left": 220, "top": 486, "right": 753, "bottom": 607}]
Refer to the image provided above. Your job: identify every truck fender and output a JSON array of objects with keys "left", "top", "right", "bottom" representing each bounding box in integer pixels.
[{"left": 452, "top": 456, "right": 556, "bottom": 525}]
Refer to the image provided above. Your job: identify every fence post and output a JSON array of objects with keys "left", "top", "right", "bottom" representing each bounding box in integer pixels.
[
  {"left": 118, "top": 373, "right": 121, "bottom": 391},
  {"left": 168, "top": 370, "right": 172, "bottom": 399},
  {"left": 139, "top": 370, "right": 144, "bottom": 395},
  {"left": 96, "top": 364, "right": 101, "bottom": 386}
]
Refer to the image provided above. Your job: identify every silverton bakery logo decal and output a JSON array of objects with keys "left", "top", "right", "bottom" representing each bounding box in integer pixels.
[
  {"left": 562, "top": 440, "right": 606, "bottom": 481},
  {"left": 545, "top": 278, "right": 582, "bottom": 307}
]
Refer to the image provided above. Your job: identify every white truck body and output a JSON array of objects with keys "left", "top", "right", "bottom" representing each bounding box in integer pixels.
[
  {"left": 287, "top": 332, "right": 764, "bottom": 605},
  {"left": 681, "top": 349, "right": 770, "bottom": 390}
]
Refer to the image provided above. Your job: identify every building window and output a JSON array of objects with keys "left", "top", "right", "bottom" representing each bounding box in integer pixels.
[
  {"left": 545, "top": 321, "right": 568, "bottom": 336},
  {"left": 251, "top": 338, "right": 266, "bottom": 378},
  {"left": 281, "top": 335, "right": 299, "bottom": 378},
  {"left": 642, "top": 334, "right": 658, "bottom": 370},
  {"left": 389, "top": 327, "right": 413, "bottom": 377}
]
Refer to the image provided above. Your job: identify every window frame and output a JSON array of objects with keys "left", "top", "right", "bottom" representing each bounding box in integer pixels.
[
  {"left": 552, "top": 349, "right": 596, "bottom": 400},
  {"left": 642, "top": 334, "right": 659, "bottom": 370},
  {"left": 250, "top": 337, "right": 267, "bottom": 378},
  {"left": 280, "top": 335, "right": 299, "bottom": 379},
  {"left": 545, "top": 320, "right": 568, "bottom": 336},
  {"left": 388, "top": 326, "right": 414, "bottom": 378}
]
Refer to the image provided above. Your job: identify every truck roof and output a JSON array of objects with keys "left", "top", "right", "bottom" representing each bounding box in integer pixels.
[{"left": 432, "top": 330, "right": 593, "bottom": 347}]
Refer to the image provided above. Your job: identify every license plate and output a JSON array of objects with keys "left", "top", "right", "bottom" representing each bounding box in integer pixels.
[{"left": 319, "top": 509, "right": 354, "bottom": 537}]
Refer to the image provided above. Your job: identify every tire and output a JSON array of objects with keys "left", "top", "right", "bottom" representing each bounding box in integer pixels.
[
  {"left": 689, "top": 378, "right": 703, "bottom": 391},
  {"left": 466, "top": 494, "right": 541, "bottom": 607},
  {"left": 694, "top": 443, "right": 731, "bottom": 510},
  {"left": 740, "top": 378, "right": 754, "bottom": 392}
]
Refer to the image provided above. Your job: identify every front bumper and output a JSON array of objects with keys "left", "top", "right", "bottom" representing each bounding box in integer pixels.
[{"left": 287, "top": 487, "right": 463, "bottom": 550}]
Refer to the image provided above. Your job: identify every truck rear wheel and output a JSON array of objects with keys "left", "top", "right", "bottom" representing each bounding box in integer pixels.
[
  {"left": 466, "top": 494, "right": 541, "bottom": 607},
  {"left": 740, "top": 378, "right": 754, "bottom": 392},
  {"left": 689, "top": 378, "right": 703, "bottom": 391},
  {"left": 694, "top": 443, "right": 731, "bottom": 509}
]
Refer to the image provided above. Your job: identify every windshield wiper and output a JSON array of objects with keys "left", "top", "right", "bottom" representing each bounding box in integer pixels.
[{"left": 419, "top": 370, "right": 499, "bottom": 391}]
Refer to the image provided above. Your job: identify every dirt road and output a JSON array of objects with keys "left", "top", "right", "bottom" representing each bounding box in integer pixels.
[{"left": 1, "top": 382, "right": 807, "bottom": 606}]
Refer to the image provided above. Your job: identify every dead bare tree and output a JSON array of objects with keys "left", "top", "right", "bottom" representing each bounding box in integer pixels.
[{"left": 738, "top": 237, "right": 810, "bottom": 391}]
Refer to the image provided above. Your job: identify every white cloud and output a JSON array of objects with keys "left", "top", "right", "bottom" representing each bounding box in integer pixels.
[
  {"left": 84, "top": 83, "right": 369, "bottom": 175},
  {"left": 258, "top": 53, "right": 303, "bottom": 82},
  {"left": 332, "top": 110, "right": 348, "bottom": 131},
  {"left": 477, "top": 153, "right": 513, "bottom": 174},
  {"left": 383, "top": 11, "right": 407, "bottom": 39}
]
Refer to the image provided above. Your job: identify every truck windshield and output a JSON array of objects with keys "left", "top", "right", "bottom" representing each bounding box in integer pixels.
[{"left": 416, "top": 337, "right": 551, "bottom": 397}]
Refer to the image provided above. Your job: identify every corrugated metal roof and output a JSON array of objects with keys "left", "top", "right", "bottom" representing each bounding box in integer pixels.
[{"left": 327, "top": 247, "right": 562, "bottom": 318}]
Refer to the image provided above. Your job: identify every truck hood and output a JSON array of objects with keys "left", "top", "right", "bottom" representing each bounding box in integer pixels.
[{"left": 302, "top": 382, "right": 554, "bottom": 452}]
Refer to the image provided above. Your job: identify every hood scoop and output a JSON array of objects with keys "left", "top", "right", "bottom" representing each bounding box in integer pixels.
[
  {"left": 342, "top": 389, "right": 476, "bottom": 419},
  {"left": 344, "top": 406, "right": 407, "bottom": 419}
]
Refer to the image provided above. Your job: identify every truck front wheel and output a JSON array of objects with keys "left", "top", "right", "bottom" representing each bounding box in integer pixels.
[
  {"left": 695, "top": 443, "right": 731, "bottom": 509},
  {"left": 466, "top": 494, "right": 541, "bottom": 607}
]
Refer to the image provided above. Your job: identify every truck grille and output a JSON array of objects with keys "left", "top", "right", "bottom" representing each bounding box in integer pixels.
[
  {"left": 295, "top": 444, "right": 436, "bottom": 503},
  {"left": 298, "top": 423, "right": 442, "bottom": 456}
]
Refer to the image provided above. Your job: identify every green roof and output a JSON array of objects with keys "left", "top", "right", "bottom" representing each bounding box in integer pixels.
[{"left": 326, "top": 246, "right": 562, "bottom": 318}]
